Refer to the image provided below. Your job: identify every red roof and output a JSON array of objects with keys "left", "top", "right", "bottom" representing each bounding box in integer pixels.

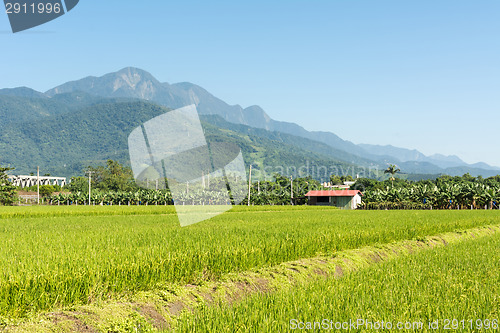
[{"left": 305, "top": 190, "right": 361, "bottom": 197}]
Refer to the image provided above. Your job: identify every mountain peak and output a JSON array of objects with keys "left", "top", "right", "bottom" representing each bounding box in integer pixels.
[
  {"left": 46, "top": 67, "right": 162, "bottom": 100},
  {"left": 115, "top": 67, "right": 158, "bottom": 84},
  {"left": 109, "top": 67, "right": 160, "bottom": 98}
]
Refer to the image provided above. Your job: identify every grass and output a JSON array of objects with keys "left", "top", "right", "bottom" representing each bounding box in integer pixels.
[
  {"left": 0, "top": 206, "right": 499, "bottom": 319},
  {"left": 175, "top": 231, "right": 500, "bottom": 332}
]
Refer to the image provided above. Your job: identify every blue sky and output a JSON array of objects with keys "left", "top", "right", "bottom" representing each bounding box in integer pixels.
[{"left": 1, "top": 1, "right": 499, "bottom": 166}]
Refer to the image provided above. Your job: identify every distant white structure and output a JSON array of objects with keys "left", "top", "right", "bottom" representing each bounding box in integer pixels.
[
  {"left": 322, "top": 180, "right": 356, "bottom": 189},
  {"left": 8, "top": 175, "right": 67, "bottom": 188}
]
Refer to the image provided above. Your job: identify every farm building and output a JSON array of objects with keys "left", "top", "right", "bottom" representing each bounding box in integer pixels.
[{"left": 305, "top": 190, "right": 362, "bottom": 210}]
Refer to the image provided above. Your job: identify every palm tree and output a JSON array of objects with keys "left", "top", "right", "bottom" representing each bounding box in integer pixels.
[{"left": 384, "top": 164, "right": 401, "bottom": 188}]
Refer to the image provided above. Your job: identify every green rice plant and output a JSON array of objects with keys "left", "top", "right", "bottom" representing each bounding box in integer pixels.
[
  {"left": 0, "top": 207, "right": 499, "bottom": 319},
  {"left": 175, "top": 232, "right": 500, "bottom": 332},
  {"left": 0, "top": 205, "right": 175, "bottom": 219}
]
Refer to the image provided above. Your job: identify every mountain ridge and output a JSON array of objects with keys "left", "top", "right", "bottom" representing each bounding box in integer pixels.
[
  {"left": 0, "top": 99, "right": 368, "bottom": 180},
  {"left": 1, "top": 67, "right": 498, "bottom": 176}
]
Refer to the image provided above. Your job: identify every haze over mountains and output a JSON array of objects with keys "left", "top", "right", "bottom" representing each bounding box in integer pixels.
[{"left": 0, "top": 67, "right": 498, "bottom": 179}]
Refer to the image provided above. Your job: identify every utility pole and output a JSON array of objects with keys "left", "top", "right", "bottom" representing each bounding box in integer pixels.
[
  {"left": 86, "top": 171, "right": 94, "bottom": 205},
  {"left": 247, "top": 165, "right": 252, "bottom": 206},
  {"left": 290, "top": 176, "right": 293, "bottom": 206},
  {"left": 37, "top": 166, "right": 40, "bottom": 205}
]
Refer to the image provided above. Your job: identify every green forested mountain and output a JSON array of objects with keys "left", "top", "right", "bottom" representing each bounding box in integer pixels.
[
  {"left": 0, "top": 100, "right": 366, "bottom": 180},
  {"left": 45, "top": 67, "right": 371, "bottom": 158},
  {"left": 201, "top": 115, "right": 377, "bottom": 168},
  {"left": 0, "top": 87, "right": 48, "bottom": 99},
  {"left": 1, "top": 101, "right": 163, "bottom": 176},
  {"left": 0, "top": 95, "right": 69, "bottom": 124},
  {"left": 0, "top": 95, "right": 498, "bottom": 180},
  {"left": 0, "top": 67, "right": 498, "bottom": 178},
  {"left": 0, "top": 91, "right": 133, "bottom": 125},
  {"left": 41, "top": 67, "right": 499, "bottom": 176}
]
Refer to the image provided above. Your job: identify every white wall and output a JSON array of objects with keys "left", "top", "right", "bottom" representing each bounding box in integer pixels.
[{"left": 351, "top": 194, "right": 362, "bottom": 209}]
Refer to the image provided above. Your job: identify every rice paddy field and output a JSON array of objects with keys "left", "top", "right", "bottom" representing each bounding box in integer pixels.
[
  {"left": 177, "top": 230, "right": 500, "bottom": 332},
  {"left": 0, "top": 206, "right": 499, "bottom": 332}
]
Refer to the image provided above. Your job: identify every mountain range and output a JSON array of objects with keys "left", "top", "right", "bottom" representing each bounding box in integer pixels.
[{"left": 0, "top": 67, "right": 498, "bottom": 179}]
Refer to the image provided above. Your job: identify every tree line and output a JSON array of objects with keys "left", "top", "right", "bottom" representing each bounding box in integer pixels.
[
  {"left": 3, "top": 160, "right": 500, "bottom": 209},
  {"left": 354, "top": 173, "right": 500, "bottom": 210}
]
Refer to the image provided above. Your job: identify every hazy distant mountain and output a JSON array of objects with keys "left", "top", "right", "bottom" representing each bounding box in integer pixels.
[
  {"left": 359, "top": 144, "right": 427, "bottom": 162},
  {"left": 427, "top": 153, "right": 466, "bottom": 168},
  {"left": 359, "top": 144, "right": 499, "bottom": 171}
]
